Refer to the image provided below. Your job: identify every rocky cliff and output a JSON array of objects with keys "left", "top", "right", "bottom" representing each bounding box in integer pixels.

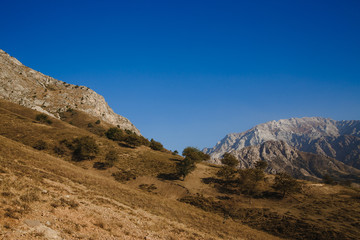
[
  {"left": 204, "top": 117, "right": 360, "bottom": 168},
  {"left": 231, "top": 140, "right": 360, "bottom": 181},
  {"left": 0, "top": 49, "right": 140, "bottom": 134}
]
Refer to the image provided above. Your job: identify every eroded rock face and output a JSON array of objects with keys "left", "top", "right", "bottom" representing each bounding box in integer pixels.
[
  {"left": 0, "top": 49, "right": 140, "bottom": 134},
  {"left": 230, "top": 140, "right": 360, "bottom": 180},
  {"left": 204, "top": 117, "right": 360, "bottom": 168}
]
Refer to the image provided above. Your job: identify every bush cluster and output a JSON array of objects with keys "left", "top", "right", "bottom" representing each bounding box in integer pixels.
[
  {"left": 105, "top": 127, "right": 151, "bottom": 148},
  {"left": 149, "top": 139, "right": 163, "bottom": 151},
  {"left": 33, "top": 140, "right": 47, "bottom": 150},
  {"left": 112, "top": 170, "right": 136, "bottom": 182},
  {"left": 73, "top": 136, "right": 99, "bottom": 161},
  {"left": 35, "top": 114, "right": 52, "bottom": 124},
  {"left": 272, "top": 172, "right": 302, "bottom": 198},
  {"left": 216, "top": 154, "right": 268, "bottom": 196},
  {"left": 176, "top": 147, "right": 210, "bottom": 180},
  {"left": 93, "top": 150, "right": 119, "bottom": 170}
]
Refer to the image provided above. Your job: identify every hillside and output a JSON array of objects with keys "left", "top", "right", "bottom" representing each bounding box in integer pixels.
[
  {"left": 1, "top": 99, "right": 360, "bottom": 239},
  {"left": 0, "top": 49, "right": 139, "bottom": 134},
  {"left": 0, "top": 98, "right": 278, "bottom": 240}
]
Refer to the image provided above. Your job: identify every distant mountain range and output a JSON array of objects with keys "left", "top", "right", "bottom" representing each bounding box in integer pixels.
[
  {"left": 0, "top": 49, "right": 140, "bottom": 134},
  {"left": 204, "top": 117, "right": 360, "bottom": 180}
]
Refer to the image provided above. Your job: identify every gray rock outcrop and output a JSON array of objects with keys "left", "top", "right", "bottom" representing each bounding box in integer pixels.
[
  {"left": 231, "top": 140, "right": 360, "bottom": 180},
  {"left": 204, "top": 117, "right": 360, "bottom": 169}
]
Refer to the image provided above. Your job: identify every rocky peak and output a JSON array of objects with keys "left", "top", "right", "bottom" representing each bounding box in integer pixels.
[
  {"left": 0, "top": 49, "right": 140, "bottom": 134},
  {"left": 204, "top": 117, "right": 360, "bottom": 160}
]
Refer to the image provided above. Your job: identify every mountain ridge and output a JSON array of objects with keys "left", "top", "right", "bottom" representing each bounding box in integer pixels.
[{"left": 204, "top": 117, "right": 360, "bottom": 169}]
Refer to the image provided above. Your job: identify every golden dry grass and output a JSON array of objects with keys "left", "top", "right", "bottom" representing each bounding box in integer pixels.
[
  {"left": 0, "top": 99, "right": 279, "bottom": 239},
  {"left": 0, "top": 135, "right": 279, "bottom": 240},
  {"left": 1, "top": 99, "right": 359, "bottom": 239}
]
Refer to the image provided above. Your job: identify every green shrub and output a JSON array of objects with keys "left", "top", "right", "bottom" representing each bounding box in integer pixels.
[
  {"left": 150, "top": 139, "right": 163, "bottom": 151},
  {"left": 272, "top": 172, "right": 302, "bottom": 198},
  {"left": 112, "top": 170, "right": 136, "bottom": 182},
  {"left": 93, "top": 162, "right": 112, "bottom": 170},
  {"left": 35, "top": 114, "right": 52, "bottom": 124},
  {"left": 221, "top": 153, "right": 238, "bottom": 168},
  {"left": 182, "top": 147, "right": 210, "bottom": 163},
  {"left": 33, "top": 140, "right": 47, "bottom": 150},
  {"left": 237, "top": 168, "right": 264, "bottom": 196},
  {"left": 124, "top": 135, "right": 142, "bottom": 147},
  {"left": 105, "top": 128, "right": 125, "bottom": 141},
  {"left": 176, "top": 157, "right": 196, "bottom": 180},
  {"left": 72, "top": 136, "right": 99, "bottom": 161},
  {"left": 59, "top": 139, "right": 74, "bottom": 150},
  {"left": 53, "top": 145, "right": 65, "bottom": 155},
  {"left": 95, "top": 120, "right": 101, "bottom": 124},
  {"left": 106, "top": 127, "right": 150, "bottom": 147},
  {"left": 139, "top": 184, "right": 157, "bottom": 192},
  {"left": 216, "top": 166, "right": 237, "bottom": 181}
]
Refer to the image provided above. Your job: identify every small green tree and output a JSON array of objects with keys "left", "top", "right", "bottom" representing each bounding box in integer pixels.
[
  {"left": 272, "top": 172, "right": 302, "bottom": 198},
  {"left": 216, "top": 153, "right": 238, "bottom": 181},
  {"left": 33, "top": 140, "right": 47, "bottom": 150},
  {"left": 72, "top": 136, "right": 99, "bottom": 161},
  {"left": 237, "top": 169, "right": 262, "bottom": 196},
  {"left": 172, "top": 150, "right": 179, "bottom": 155},
  {"left": 176, "top": 158, "right": 196, "bottom": 180},
  {"left": 221, "top": 153, "right": 238, "bottom": 168},
  {"left": 124, "top": 134, "right": 142, "bottom": 147},
  {"left": 216, "top": 166, "right": 237, "bottom": 181},
  {"left": 149, "top": 139, "right": 163, "bottom": 151},
  {"left": 105, "top": 128, "right": 125, "bottom": 141},
  {"left": 182, "top": 147, "right": 210, "bottom": 163},
  {"left": 35, "top": 114, "right": 52, "bottom": 124}
]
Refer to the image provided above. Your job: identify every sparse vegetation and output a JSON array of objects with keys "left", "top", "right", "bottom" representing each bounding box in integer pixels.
[
  {"left": 221, "top": 153, "right": 238, "bottom": 168},
  {"left": 105, "top": 127, "right": 150, "bottom": 147},
  {"left": 53, "top": 145, "right": 66, "bottom": 155},
  {"left": 72, "top": 136, "right": 99, "bottom": 161},
  {"left": 33, "top": 140, "right": 47, "bottom": 150},
  {"left": 176, "top": 158, "right": 196, "bottom": 180},
  {"left": 1, "top": 99, "right": 360, "bottom": 240},
  {"left": 272, "top": 172, "right": 302, "bottom": 198},
  {"left": 150, "top": 138, "right": 164, "bottom": 151},
  {"left": 139, "top": 184, "right": 157, "bottom": 192},
  {"left": 105, "top": 127, "right": 125, "bottom": 141},
  {"left": 112, "top": 170, "right": 136, "bottom": 182},
  {"left": 175, "top": 147, "right": 211, "bottom": 180},
  {"left": 105, "top": 150, "right": 118, "bottom": 166},
  {"left": 35, "top": 113, "right": 52, "bottom": 124},
  {"left": 182, "top": 147, "right": 210, "bottom": 163}
]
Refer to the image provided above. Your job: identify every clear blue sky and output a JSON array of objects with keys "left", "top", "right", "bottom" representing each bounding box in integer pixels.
[{"left": 1, "top": 0, "right": 360, "bottom": 152}]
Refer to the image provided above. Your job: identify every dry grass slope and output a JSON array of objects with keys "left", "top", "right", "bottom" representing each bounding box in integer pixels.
[{"left": 0, "top": 99, "right": 279, "bottom": 240}]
